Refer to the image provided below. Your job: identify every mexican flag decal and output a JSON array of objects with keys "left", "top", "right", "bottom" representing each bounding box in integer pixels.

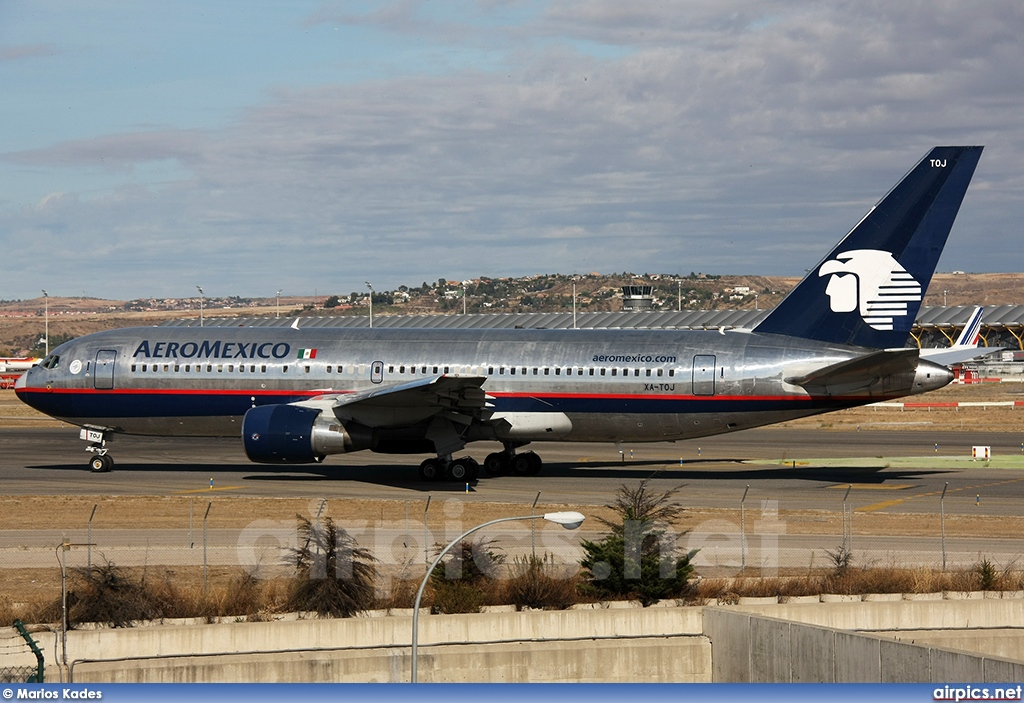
[{"left": 297, "top": 348, "right": 318, "bottom": 360}]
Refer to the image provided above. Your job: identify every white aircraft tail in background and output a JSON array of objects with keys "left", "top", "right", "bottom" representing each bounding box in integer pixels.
[{"left": 919, "top": 307, "right": 997, "bottom": 365}]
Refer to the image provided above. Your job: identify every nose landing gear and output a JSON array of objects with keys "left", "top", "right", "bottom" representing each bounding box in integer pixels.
[{"left": 80, "top": 427, "right": 114, "bottom": 473}]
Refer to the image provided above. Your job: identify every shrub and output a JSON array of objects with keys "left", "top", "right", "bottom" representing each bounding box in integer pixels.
[
  {"left": 502, "top": 554, "right": 579, "bottom": 610},
  {"left": 428, "top": 538, "right": 504, "bottom": 614},
  {"left": 579, "top": 481, "right": 696, "bottom": 606},
  {"left": 67, "top": 559, "right": 168, "bottom": 628},
  {"left": 287, "top": 515, "right": 377, "bottom": 618}
]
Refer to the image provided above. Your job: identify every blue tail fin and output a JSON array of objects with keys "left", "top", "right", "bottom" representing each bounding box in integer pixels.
[{"left": 753, "top": 146, "right": 983, "bottom": 348}]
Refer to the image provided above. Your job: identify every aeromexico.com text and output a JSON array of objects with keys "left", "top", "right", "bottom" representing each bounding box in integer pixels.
[
  {"left": 591, "top": 353, "right": 677, "bottom": 364},
  {"left": 132, "top": 340, "right": 291, "bottom": 360}
]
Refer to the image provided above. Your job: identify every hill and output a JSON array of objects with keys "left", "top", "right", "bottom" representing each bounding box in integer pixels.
[{"left": 2, "top": 272, "right": 1022, "bottom": 356}]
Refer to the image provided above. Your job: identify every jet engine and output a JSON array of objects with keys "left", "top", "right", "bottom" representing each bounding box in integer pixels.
[{"left": 242, "top": 404, "right": 368, "bottom": 464}]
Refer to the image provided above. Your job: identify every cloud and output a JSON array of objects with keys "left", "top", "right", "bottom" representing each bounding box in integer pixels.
[{"left": 2, "top": 1, "right": 1023, "bottom": 299}]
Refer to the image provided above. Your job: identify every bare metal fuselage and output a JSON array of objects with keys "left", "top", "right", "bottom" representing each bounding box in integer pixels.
[{"left": 16, "top": 325, "right": 952, "bottom": 447}]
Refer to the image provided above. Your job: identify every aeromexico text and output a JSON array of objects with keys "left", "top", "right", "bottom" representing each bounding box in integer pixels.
[{"left": 133, "top": 340, "right": 292, "bottom": 360}]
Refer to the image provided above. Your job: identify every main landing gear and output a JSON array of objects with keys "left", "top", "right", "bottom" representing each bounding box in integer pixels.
[
  {"left": 81, "top": 427, "right": 114, "bottom": 473},
  {"left": 418, "top": 455, "right": 480, "bottom": 482},
  {"left": 416, "top": 445, "right": 544, "bottom": 482}
]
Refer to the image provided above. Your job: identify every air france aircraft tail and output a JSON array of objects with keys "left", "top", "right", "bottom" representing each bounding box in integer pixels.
[{"left": 754, "top": 146, "right": 984, "bottom": 348}]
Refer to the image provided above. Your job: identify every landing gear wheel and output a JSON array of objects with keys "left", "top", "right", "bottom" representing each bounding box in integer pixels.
[
  {"left": 523, "top": 451, "right": 542, "bottom": 476},
  {"left": 448, "top": 457, "right": 479, "bottom": 482},
  {"left": 483, "top": 452, "right": 507, "bottom": 476},
  {"left": 89, "top": 454, "right": 113, "bottom": 473},
  {"left": 510, "top": 453, "right": 532, "bottom": 476},
  {"left": 419, "top": 458, "right": 442, "bottom": 481}
]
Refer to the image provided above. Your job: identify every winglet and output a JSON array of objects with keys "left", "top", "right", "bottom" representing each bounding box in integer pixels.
[{"left": 754, "top": 146, "right": 983, "bottom": 348}]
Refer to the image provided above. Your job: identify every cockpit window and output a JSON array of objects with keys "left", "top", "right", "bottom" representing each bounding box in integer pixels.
[{"left": 40, "top": 354, "right": 60, "bottom": 369}]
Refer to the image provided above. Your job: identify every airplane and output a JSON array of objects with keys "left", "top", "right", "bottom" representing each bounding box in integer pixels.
[
  {"left": 918, "top": 306, "right": 997, "bottom": 366},
  {"left": 0, "top": 357, "right": 40, "bottom": 373},
  {"left": 16, "top": 145, "right": 984, "bottom": 480}
]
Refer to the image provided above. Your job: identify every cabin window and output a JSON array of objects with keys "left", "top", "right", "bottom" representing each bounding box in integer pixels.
[
  {"left": 433, "top": 366, "right": 439, "bottom": 374},
  {"left": 388, "top": 366, "right": 394, "bottom": 373},
  {"left": 611, "top": 368, "right": 617, "bottom": 376},
  {"left": 509, "top": 367, "right": 516, "bottom": 375},
  {"left": 499, "top": 367, "right": 505, "bottom": 375},
  {"left": 326, "top": 365, "right": 332, "bottom": 373},
  {"left": 282, "top": 365, "right": 288, "bottom": 373},
  {"left": 657, "top": 369, "right": 663, "bottom": 377},
  {"left": 444, "top": 366, "right": 450, "bottom": 374},
  {"left": 600, "top": 369, "right": 606, "bottom": 376},
  {"left": 261, "top": 365, "right": 267, "bottom": 373},
  {"left": 174, "top": 364, "right": 180, "bottom": 372},
  {"left": 588, "top": 368, "right": 594, "bottom": 376},
  {"left": 304, "top": 366, "right": 311, "bottom": 374},
  {"left": 634, "top": 369, "right": 640, "bottom": 377},
  {"left": 543, "top": 368, "right": 550, "bottom": 376},
  {"left": 131, "top": 364, "right": 137, "bottom": 372},
  {"left": 554, "top": 368, "right": 560, "bottom": 376},
  {"left": 669, "top": 369, "right": 675, "bottom": 377},
  {"left": 646, "top": 369, "right": 652, "bottom": 377}
]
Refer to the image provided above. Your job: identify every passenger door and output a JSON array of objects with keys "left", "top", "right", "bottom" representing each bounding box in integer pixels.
[
  {"left": 94, "top": 350, "right": 116, "bottom": 390},
  {"left": 692, "top": 354, "right": 716, "bottom": 396}
]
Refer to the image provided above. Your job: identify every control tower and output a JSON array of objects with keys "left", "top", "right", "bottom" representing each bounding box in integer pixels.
[{"left": 622, "top": 285, "right": 654, "bottom": 311}]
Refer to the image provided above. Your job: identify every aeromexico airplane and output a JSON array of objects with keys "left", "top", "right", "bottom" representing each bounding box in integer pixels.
[{"left": 17, "top": 146, "right": 984, "bottom": 480}]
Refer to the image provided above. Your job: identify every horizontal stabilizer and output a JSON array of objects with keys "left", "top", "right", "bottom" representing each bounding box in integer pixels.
[
  {"left": 785, "top": 348, "right": 920, "bottom": 389},
  {"left": 919, "top": 345, "right": 1002, "bottom": 366}
]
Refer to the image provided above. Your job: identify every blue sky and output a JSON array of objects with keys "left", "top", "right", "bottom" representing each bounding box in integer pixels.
[{"left": 2, "top": 1, "right": 1022, "bottom": 300}]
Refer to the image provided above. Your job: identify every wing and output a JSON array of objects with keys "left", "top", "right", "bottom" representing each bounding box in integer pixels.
[
  {"left": 292, "top": 374, "right": 492, "bottom": 456},
  {"left": 295, "top": 374, "right": 491, "bottom": 426}
]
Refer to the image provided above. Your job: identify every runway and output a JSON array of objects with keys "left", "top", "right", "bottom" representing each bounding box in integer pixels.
[
  {"left": 3, "top": 427, "right": 1024, "bottom": 576},
  {"left": 3, "top": 426, "right": 1023, "bottom": 515}
]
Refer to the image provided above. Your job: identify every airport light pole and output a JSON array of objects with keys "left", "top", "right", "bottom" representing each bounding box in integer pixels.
[
  {"left": 411, "top": 511, "right": 585, "bottom": 682},
  {"left": 572, "top": 277, "right": 578, "bottom": 329},
  {"left": 940, "top": 482, "right": 949, "bottom": 570},
  {"left": 276, "top": 290, "right": 282, "bottom": 319},
  {"left": 365, "top": 281, "right": 373, "bottom": 328},
  {"left": 196, "top": 286, "right": 204, "bottom": 327},
  {"left": 42, "top": 290, "right": 48, "bottom": 356}
]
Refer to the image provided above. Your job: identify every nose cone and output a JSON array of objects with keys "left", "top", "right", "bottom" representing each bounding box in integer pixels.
[{"left": 915, "top": 359, "right": 954, "bottom": 393}]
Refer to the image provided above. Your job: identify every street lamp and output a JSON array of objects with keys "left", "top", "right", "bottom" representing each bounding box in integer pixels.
[
  {"left": 41, "top": 290, "right": 48, "bottom": 356},
  {"left": 196, "top": 285, "right": 204, "bottom": 327},
  {"left": 55, "top": 539, "right": 93, "bottom": 682},
  {"left": 410, "top": 511, "right": 585, "bottom": 682},
  {"left": 365, "top": 281, "right": 373, "bottom": 328},
  {"left": 276, "top": 290, "right": 282, "bottom": 319}
]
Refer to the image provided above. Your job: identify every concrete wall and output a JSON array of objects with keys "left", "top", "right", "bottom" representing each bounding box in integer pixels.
[
  {"left": 8, "top": 599, "right": 1024, "bottom": 684},
  {"left": 57, "top": 607, "right": 709, "bottom": 683},
  {"left": 704, "top": 607, "right": 1024, "bottom": 683}
]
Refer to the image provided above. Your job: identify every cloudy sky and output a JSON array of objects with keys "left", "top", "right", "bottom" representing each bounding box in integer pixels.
[{"left": 2, "top": 1, "right": 1021, "bottom": 300}]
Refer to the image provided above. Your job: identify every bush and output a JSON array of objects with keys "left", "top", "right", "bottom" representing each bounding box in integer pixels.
[
  {"left": 502, "top": 554, "right": 579, "bottom": 610},
  {"left": 579, "top": 481, "right": 697, "bottom": 606},
  {"left": 287, "top": 515, "right": 377, "bottom": 618},
  {"left": 429, "top": 538, "right": 504, "bottom": 614},
  {"left": 67, "top": 559, "right": 168, "bottom": 628}
]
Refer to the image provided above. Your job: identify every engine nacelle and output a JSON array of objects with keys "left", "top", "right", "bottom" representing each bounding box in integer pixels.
[{"left": 242, "top": 404, "right": 364, "bottom": 464}]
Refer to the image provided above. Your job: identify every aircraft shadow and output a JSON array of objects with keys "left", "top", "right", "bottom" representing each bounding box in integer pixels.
[{"left": 25, "top": 457, "right": 956, "bottom": 490}]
